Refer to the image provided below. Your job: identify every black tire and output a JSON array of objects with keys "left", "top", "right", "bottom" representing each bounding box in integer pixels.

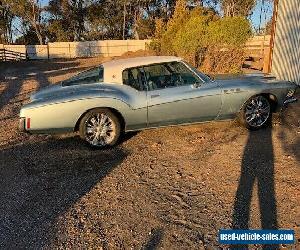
[
  {"left": 240, "top": 95, "right": 272, "bottom": 130},
  {"left": 79, "top": 108, "right": 121, "bottom": 148}
]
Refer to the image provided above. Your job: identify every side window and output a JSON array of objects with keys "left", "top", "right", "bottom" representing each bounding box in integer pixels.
[
  {"left": 143, "top": 62, "right": 200, "bottom": 90},
  {"left": 143, "top": 63, "right": 172, "bottom": 90},
  {"left": 63, "top": 66, "right": 104, "bottom": 86},
  {"left": 122, "top": 67, "right": 145, "bottom": 91}
]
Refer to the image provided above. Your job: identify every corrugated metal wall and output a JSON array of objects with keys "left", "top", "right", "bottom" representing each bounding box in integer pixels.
[{"left": 272, "top": 0, "right": 300, "bottom": 85}]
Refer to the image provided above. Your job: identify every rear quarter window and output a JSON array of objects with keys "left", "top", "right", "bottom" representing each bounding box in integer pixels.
[
  {"left": 62, "top": 66, "right": 104, "bottom": 86},
  {"left": 122, "top": 67, "right": 146, "bottom": 91}
]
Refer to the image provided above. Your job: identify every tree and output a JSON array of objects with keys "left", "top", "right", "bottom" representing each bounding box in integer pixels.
[
  {"left": 126, "top": 0, "right": 156, "bottom": 40},
  {"left": 47, "top": 0, "right": 87, "bottom": 42},
  {"left": 2, "top": 0, "right": 44, "bottom": 44},
  {"left": 0, "top": 1, "right": 13, "bottom": 44},
  {"left": 70, "top": 0, "right": 86, "bottom": 41},
  {"left": 15, "top": 25, "right": 41, "bottom": 44},
  {"left": 220, "top": 0, "right": 256, "bottom": 17},
  {"left": 52, "top": 0, "right": 218, "bottom": 42},
  {"left": 2, "top": 0, "right": 255, "bottom": 44},
  {"left": 264, "top": 18, "right": 272, "bottom": 35},
  {"left": 159, "top": 0, "right": 189, "bottom": 54},
  {"left": 201, "top": 16, "right": 252, "bottom": 73},
  {"left": 86, "top": 0, "right": 161, "bottom": 40},
  {"left": 173, "top": 7, "right": 218, "bottom": 66},
  {"left": 87, "top": 0, "right": 125, "bottom": 40},
  {"left": 152, "top": 0, "right": 252, "bottom": 73},
  {"left": 134, "top": 16, "right": 155, "bottom": 39}
]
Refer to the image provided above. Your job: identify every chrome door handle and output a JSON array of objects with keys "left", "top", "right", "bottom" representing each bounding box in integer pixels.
[{"left": 151, "top": 94, "right": 160, "bottom": 98}]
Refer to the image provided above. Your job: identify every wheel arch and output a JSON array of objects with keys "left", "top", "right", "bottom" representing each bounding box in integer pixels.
[
  {"left": 74, "top": 107, "right": 126, "bottom": 132},
  {"left": 240, "top": 92, "right": 278, "bottom": 113},
  {"left": 238, "top": 93, "right": 278, "bottom": 129},
  {"left": 261, "top": 93, "right": 278, "bottom": 112}
]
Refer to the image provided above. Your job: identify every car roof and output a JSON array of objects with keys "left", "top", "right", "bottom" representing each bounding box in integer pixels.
[{"left": 103, "top": 56, "right": 182, "bottom": 84}]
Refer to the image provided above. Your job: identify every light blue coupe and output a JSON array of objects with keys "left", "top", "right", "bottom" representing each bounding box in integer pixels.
[{"left": 19, "top": 56, "right": 298, "bottom": 147}]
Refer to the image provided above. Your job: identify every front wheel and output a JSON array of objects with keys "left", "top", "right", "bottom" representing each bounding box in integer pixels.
[
  {"left": 79, "top": 108, "right": 121, "bottom": 148},
  {"left": 240, "top": 95, "right": 271, "bottom": 130}
]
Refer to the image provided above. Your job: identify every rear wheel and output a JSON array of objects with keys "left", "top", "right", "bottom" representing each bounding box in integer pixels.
[
  {"left": 79, "top": 108, "right": 121, "bottom": 148},
  {"left": 240, "top": 95, "right": 271, "bottom": 130}
]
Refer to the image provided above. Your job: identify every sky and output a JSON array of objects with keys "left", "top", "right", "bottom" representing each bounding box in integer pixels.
[{"left": 250, "top": 0, "right": 273, "bottom": 30}]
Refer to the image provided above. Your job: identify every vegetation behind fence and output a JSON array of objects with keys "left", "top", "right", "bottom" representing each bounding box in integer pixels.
[{"left": 150, "top": 0, "right": 271, "bottom": 74}]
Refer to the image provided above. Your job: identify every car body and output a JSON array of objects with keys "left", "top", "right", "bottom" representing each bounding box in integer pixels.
[{"left": 19, "top": 56, "right": 298, "bottom": 147}]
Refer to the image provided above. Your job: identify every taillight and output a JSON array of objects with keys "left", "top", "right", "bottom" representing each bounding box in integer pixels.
[{"left": 26, "top": 118, "right": 31, "bottom": 129}]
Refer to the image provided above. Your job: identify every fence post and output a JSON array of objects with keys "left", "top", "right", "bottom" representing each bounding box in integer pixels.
[
  {"left": 47, "top": 43, "right": 50, "bottom": 60},
  {"left": 3, "top": 49, "right": 6, "bottom": 62},
  {"left": 89, "top": 42, "right": 92, "bottom": 57},
  {"left": 25, "top": 46, "right": 28, "bottom": 60},
  {"left": 107, "top": 41, "right": 109, "bottom": 57},
  {"left": 69, "top": 43, "right": 71, "bottom": 58},
  {"left": 263, "top": 48, "right": 271, "bottom": 73},
  {"left": 261, "top": 39, "right": 264, "bottom": 59}
]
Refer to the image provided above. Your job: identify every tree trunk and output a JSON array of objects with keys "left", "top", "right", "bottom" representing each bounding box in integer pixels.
[
  {"left": 35, "top": 28, "right": 43, "bottom": 45},
  {"left": 31, "top": 21, "right": 43, "bottom": 44},
  {"left": 123, "top": 1, "right": 126, "bottom": 40},
  {"left": 133, "top": 9, "right": 140, "bottom": 40},
  {"left": 31, "top": 2, "right": 43, "bottom": 44},
  {"left": 8, "top": 18, "right": 13, "bottom": 44}
]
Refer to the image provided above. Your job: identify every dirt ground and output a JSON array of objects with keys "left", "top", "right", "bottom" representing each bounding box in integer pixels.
[{"left": 0, "top": 58, "right": 299, "bottom": 249}]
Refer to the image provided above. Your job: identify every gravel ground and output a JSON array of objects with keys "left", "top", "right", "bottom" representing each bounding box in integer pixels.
[{"left": 0, "top": 58, "right": 299, "bottom": 249}]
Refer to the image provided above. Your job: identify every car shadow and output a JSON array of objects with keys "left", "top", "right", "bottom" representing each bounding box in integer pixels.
[
  {"left": 31, "top": 59, "right": 91, "bottom": 90},
  {"left": 0, "top": 60, "right": 85, "bottom": 112},
  {"left": 231, "top": 126, "right": 279, "bottom": 249},
  {"left": 142, "top": 228, "right": 164, "bottom": 250},
  {"left": 34, "top": 63, "right": 92, "bottom": 90},
  {"left": 0, "top": 137, "right": 129, "bottom": 248},
  {"left": 119, "top": 131, "right": 140, "bottom": 144}
]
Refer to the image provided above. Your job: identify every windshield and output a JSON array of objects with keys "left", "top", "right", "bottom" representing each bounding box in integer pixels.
[
  {"left": 62, "top": 66, "right": 104, "bottom": 86},
  {"left": 184, "top": 62, "right": 212, "bottom": 83}
]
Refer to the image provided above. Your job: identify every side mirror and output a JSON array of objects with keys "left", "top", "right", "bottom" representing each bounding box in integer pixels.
[
  {"left": 208, "top": 74, "right": 215, "bottom": 81},
  {"left": 192, "top": 82, "right": 202, "bottom": 88}
]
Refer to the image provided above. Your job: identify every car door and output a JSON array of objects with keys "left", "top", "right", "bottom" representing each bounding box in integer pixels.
[
  {"left": 122, "top": 66, "right": 148, "bottom": 130},
  {"left": 144, "top": 61, "right": 222, "bottom": 127}
]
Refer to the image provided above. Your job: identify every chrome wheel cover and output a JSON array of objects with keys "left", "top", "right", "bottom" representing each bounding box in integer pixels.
[
  {"left": 85, "top": 113, "right": 116, "bottom": 146},
  {"left": 245, "top": 96, "right": 270, "bottom": 128}
]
